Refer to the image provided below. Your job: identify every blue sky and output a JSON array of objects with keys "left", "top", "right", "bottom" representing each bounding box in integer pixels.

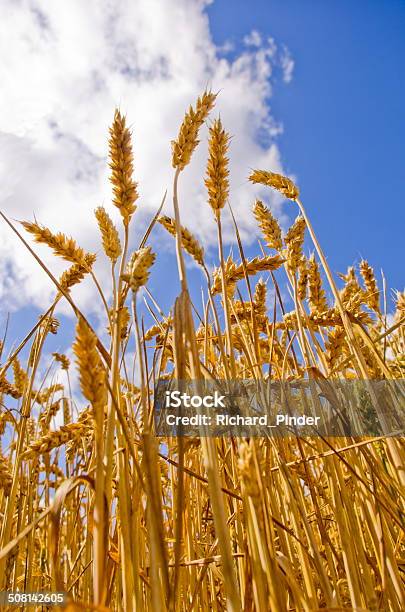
[
  {"left": 208, "top": 0, "right": 405, "bottom": 291},
  {"left": 0, "top": 0, "right": 403, "bottom": 359}
]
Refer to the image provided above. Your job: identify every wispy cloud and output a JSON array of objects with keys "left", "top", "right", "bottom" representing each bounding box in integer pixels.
[
  {"left": 280, "top": 46, "right": 294, "bottom": 83},
  {"left": 0, "top": 0, "right": 292, "bottom": 313}
]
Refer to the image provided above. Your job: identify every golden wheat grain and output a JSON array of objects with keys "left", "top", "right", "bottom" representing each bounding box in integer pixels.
[
  {"left": 124, "top": 246, "right": 156, "bottom": 293},
  {"left": 107, "top": 305, "right": 131, "bottom": 340},
  {"left": 21, "top": 221, "right": 94, "bottom": 266},
  {"left": 237, "top": 442, "right": 259, "bottom": 498},
  {"left": 253, "top": 199, "right": 283, "bottom": 251},
  {"left": 339, "top": 266, "right": 363, "bottom": 310},
  {"left": 59, "top": 255, "right": 95, "bottom": 291},
  {"left": 12, "top": 358, "right": 27, "bottom": 395},
  {"left": 211, "top": 254, "right": 285, "bottom": 294},
  {"left": 73, "top": 318, "right": 107, "bottom": 414},
  {"left": 297, "top": 257, "right": 309, "bottom": 300},
  {"left": 0, "top": 376, "right": 22, "bottom": 399},
  {"left": 158, "top": 215, "right": 205, "bottom": 267},
  {"left": 120, "top": 305, "right": 131, "bottom": 339},
  {"left": 253, "top": 278, "right": 267, "bottom": 316},
  {"left": 62, "top": 397, "right": 71, "bottom": 425},
  {"left": 172, "top": 91, "right": 216, "bottom": 170},
  {"left": 312, "top": 307, "right": 372, "bottom": 328},
  {"left": 35, "top": 384, "right": 64, "bottom": 406},
  {"left": 211, "top": 255, "right": 238, "bottom": 298},
  {"left": 144, "top": 317, "right": 173, "bottom": 342},
  {"left": 249, "top": 169, "right": 299, "bottom": 200},
  {"left": 360, "top": 259, "right": 380, "bottom": 313},
  {"left": 284, "top": 216, "right": 306, "bottom": 275},
  {"left": 279, "top": 310, "right": 298, "bottom": 330},
  {"left": 285, "top": 240, "right": 302, "bottom": 275},
  {"left": 52, "top": 353, "right": 70, "bottom": 370},
  {"left": 45, "top": 316, "right": 60, "bottom": 335},
  {"left": 0, "top": 454, "right": 12, "bottom": 495},
  {"left": 284, "top": 215, "right": 306, "bottom": 245},
  {"left": 230, "top": 301, "right": 268, "bottom": 332},
  {"left": 0, "top": 415, "right": 7, "bottom": 436},
  {"left": 205, "top": 118, "right": 230, "bottom": 215},
  {"left": 22, "top": 421, "right": 91, "bottom": 459},
  {"left": 39, "top": 400, "right": 61, "bottom": 431},
  {"left": 109, "top": 109, "right": 138, "bottom": 225},
  {"left": 394, "top": 289, "right": 405, "bottom": 319},
  {"left": 308, "top": 253, "right": 328, "bottom": 314},
  {"left": 325, "top": 327, "right": 347, "bottom": 369},
  {"left": 95, "top": 206, "right": 122, "bottom": 262}
]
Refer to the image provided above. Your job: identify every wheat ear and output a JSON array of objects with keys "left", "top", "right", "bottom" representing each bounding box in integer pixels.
[
  {"left": 21, "top": 221, "right": 94, "bottom": 266},
  {"left": 249, "top": 169, "right": 299, "bottom": 200},
  {"left": 205, "top": 117, "right": 230, "bottom": 217},
  {"left": 73, "top": 317, "right": 107, "bottom": 414},
  {"left": 125, "top": 246, "right": 156, "bottom": 293},
  {"left": 360, "top": 260, "right": 380, "bottom": 313},
  {"left": 95, "top": 206, "right": 122, "bottom": 262},
  {"left": 211, "top": 255, "right": 285, "bottom": 294},
  {"left": 172, "top": 91, "right": 216, "bottom": 171},
  {"left": 308, "top": 253, "right": 328, "bottom": 314},
  {"left": 109, "top": 109, "right": 138, "bottom": 226},
  {"left": 158, "top": 215, "right": 205, "bottom": 268},
  {"left": 253, "top": 200, "right": 283, "bottom": 251}
]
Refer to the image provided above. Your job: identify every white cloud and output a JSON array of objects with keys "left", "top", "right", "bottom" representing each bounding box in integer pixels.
[
  {"left": 243, "top": 30, "right": 262, "bottom": 48},
  {"left": 280, "top": 46, "right": 294, "bottom": 83},
  {"left": 0, "top": 0, "right": 292, "bottom": 314}
]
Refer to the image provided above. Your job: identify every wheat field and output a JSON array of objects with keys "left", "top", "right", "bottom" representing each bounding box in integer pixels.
[{"left": 0, "top": 92, "right": 404, "bottom": 611}]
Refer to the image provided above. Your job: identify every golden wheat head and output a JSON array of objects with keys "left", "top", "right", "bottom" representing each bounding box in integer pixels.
[
  {"left": 109, "top": 109, "right": 138, "bottom": 226},
  {"left": 172, "top": 91, "right": 216, "bottom": 171},
  {"left": 205, "top": 117, "right": 230, "bottom": 216},
  {"left": 249, "top": 169, "right": 299, "bottom": 200}
]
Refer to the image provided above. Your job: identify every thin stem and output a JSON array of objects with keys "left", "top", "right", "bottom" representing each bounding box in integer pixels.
[
  {"left": 216, "top": 214, "right": 236, "bottom": 378},
  {"left": 295, "top": 198, "right": 368, "bottom": 376},
  {"left": 296, "top": 197, "right": 405, "bottom": 486},
  {"left": 89, "top": 270, "right": 112, "bottom": 324},
  {"left": 104, "top": 225, "right": 129, "bottom": 499},
  {"left": 172, "top": 168, "right": 188, "bottom": 292}
]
